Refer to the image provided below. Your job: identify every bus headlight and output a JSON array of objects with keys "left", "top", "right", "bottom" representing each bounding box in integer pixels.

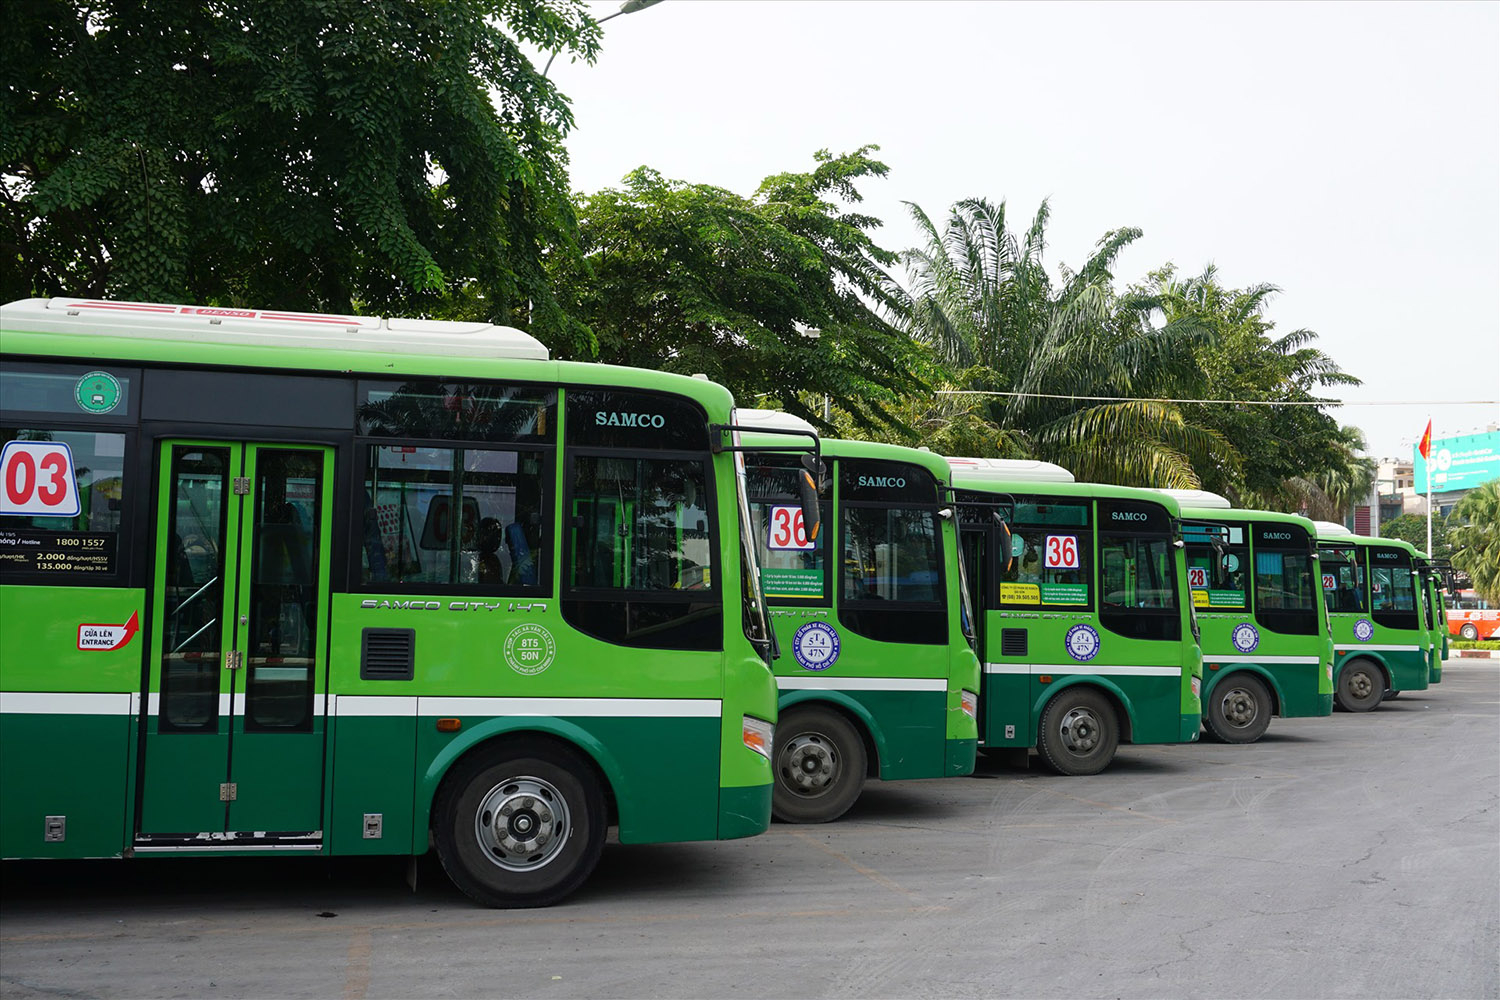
[
  {"left": 960, "top": 689, "right": 978, "bottom": 720},
  {"left": 742, "top": 715, "right": 773, "bottom": 760}
]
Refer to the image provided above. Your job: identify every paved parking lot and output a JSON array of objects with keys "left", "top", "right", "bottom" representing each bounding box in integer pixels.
[{"left": 3, "top": 661, "right": 1497, "bottom": 1000}]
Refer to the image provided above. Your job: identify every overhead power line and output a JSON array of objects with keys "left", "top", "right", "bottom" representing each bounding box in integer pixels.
[{"left": 933, "top": 390, "right": 1499, "bottom": 407}]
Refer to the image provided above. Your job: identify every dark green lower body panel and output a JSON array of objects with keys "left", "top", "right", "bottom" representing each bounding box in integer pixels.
[
  {"left": 718, "top": 782, "right": 772, "bottom": 840},
  {"left": 1288, "top": 693, "right": 1335, "bottom": 718},
  {"left": 1385, "top": 652, "right": 1430, "bottom": 693},
  {"left": 1177, "top": 714, "right": 1201, "bottom": 743},
  {"left": 1, "top": 712, "right": 130, "bottom": 858},
  {"left": 945, "top": 737, "right": 977, "bottom": 776}
]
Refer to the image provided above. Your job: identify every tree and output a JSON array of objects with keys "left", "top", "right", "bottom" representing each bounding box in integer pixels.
[
  {"left": 900, "top": 198, "right": 1232, "bottom": 487},
  {"left": 551, "top": 149, "right": 928, "bottom": 428},
  {"left": 1450, "top": 480, "right": 1500, "bottom": 603},
  {"left": 1378, "top": 511, "right": 1452, "bottom": 559},
  {"left": 1, "top": 0, "right": 598, "bottom": 348}
]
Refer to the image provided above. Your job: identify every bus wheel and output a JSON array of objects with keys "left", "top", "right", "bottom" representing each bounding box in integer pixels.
[
  {"left": 1036, "top": 687, "right": 1119, "bottom": 776},
  {"left": 1204, "top": 674, "right": 1272, "bottom": 744},
  {"left": 434, "top": 743, "right": 606, "bottom": 908},
  {"left": 1461, "top": 623, "right": 1479, "bottom": 641},
  {"left": 1334, "top": 660, "right": 1384, "bottom": 713},
  {"left": 772, "top": 706, "right": 867, "bottom": 823}
]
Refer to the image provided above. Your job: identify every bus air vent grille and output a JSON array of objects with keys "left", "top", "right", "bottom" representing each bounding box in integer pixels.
[
  {"left": 1000, "top": 628, "right": 1028, "bottom": 657},
  {"left": 361, "top": 628, "right": 416, "bottom": 680}
]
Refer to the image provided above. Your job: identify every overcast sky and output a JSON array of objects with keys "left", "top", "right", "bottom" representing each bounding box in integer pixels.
[{"left": 550, "top": 0, "right": 1499, "bottom": 461}]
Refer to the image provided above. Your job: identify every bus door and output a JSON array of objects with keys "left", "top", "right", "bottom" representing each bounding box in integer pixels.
[{"left": 139, "top": 441, "right": 333, "bottom": 840}]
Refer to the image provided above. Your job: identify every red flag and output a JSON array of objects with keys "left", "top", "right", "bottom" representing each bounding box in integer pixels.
[{"left": 1419, "top": 419, "right": 1433, "bottom": 461}]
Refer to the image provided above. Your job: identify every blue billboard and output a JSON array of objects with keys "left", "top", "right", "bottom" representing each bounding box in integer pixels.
[{"left": 1414, "top": 430, "right": 1500, "bottom": 494}]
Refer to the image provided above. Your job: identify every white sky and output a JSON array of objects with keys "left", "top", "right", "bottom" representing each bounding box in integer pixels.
[{"left": 550, "top": 0, "right": 1500, "bottom": 460}]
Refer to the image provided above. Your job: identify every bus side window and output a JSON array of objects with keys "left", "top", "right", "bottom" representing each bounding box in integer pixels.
[{"left": 0, "top": 427, "right": 130, "bottom": 584}]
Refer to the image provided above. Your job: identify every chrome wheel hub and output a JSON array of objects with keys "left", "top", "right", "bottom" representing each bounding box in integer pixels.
[
  {"left": 474, "top": 776, "right": 570, "bottom": 872},
  {"left": 1220, "top": 687, "right": 1259, "bottom": 728},
  {"left": 778, "top": 732, "right": 840, "bottom": 796},
  {"left": 1058, "top": 707, "right": 1101, "bottom": 755},
  {"left": 1347, "top": 671, "right": 1374, "bottom": 700}
]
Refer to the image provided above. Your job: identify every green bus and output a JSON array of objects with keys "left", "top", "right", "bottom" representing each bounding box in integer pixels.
[
  {"left": 737, "top": 411, "right": 980, "bottom": 822},
  {"left": 949, "top": 459, "right": 1203, "bottom": 775},
  {"left": 0, "top": 297, "right": 791, "bottom": 907},
  {"left": 1313, "top": 521, "right": 1429, "bottom": 712},
  {"left": 1163, "top": 490, "right": 1333, "bottom": 743},
  {"left": 1415, "top": 552, "right": 1447, "bottom": 686}
]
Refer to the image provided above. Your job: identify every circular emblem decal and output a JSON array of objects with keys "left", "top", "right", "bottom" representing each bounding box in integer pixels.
[
  {"left": 1064, "top": 623, "right": 1100, "bottom": 662},
  {"left": 74, "top": 371, "right": 122, "bottom": 414},
  {"left": 503, "top": 623, "right": 556, "bottom": 675},
  {"left": 1353, "top": 618, "right": 1375, "bottom": 642},
  {"left": 792, "top": 621, "right": 840, "bottom": 671},
  {"left": 1231, "top": 622, "right": 1260, "bottom": 654}
]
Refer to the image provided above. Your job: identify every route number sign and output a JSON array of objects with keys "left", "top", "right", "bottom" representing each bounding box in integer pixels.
[
  {"left": 1044, "top": 535, "right": 1079, "bottom": 569},
  {"left": 767, "top": 505, "right": 814, "bottom": 551},
  {"left": 0, "top": 441, "right": 80, "bottom": 517}
]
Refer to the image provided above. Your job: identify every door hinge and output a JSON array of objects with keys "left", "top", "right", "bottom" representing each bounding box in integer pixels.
[
  {"left": 219, "top": 782, "right": 237, "bottom": 802},
  {"left": 233, "top": 477, "right": 250, "bottom": 495},
  {"left": 225, "top": 649, "right": 243, "bottom": 670}
]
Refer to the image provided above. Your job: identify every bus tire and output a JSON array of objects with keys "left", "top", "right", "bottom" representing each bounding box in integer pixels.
[
  {"left": 772, "top": 705, "right": 866, "bottom": 823},
  {"left": 434, "top": 742, "right": 606, "bottom": 908},
  {"left": 1036, "top": 687, "right": 1119, "bottom": 776},
  {"left": 1334, "top": 659, "right": 1384, "bottom": 713},
  {"left": 1461, "top": 623, "right": 1479, "bottom": 641},
  {"left": 1203, "top": 673, "right": 1273, "bottom": 744}
]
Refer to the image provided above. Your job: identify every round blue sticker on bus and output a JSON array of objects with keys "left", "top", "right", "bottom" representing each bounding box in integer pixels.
[
  {"left": 1231, "top": 622, "right": 1260, "bottom": 653},
  {"left": 792, "top": 621, "right": 840, "bottom": 671},
  {"left": 1064, "top": 623, "right": 1100, "bottom": 662},
  {"left": 1353, "top": 618, "right": 1375, "bottom": 642}
]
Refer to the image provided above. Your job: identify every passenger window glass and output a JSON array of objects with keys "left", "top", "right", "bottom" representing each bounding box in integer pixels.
[
  {"left": 357, "top": 381, "right": 554, "bottom": 442},
  {"left": 1371, "top": 564, "right": 1416, "bottom": 613},
  {"left": 569, "top": 457, "right": 714, "bottom": 592},
  {"left": 841, "top": 506, "right": 942, "bottom": 603},
  {"left": 746, "top": 456, "right": 827, "bottom": 602},
  {"left": 1101, "top": 535, "right": 1178, "bottom": 611},
  {"left": 1255, "top": 550, "right": 1316, "bottom": 612},
  {"left": 1182, "top": 524, "right": 1247, "bottom": 609},
  {"left": 360, "top": 445, "right": 548, "bottom": 590},
  {"left": 1320, "top": 545, "right": 1366, "bottom": 612},
  {"left": 999, "top": 500, "right": 1091, "bottom": 607}
]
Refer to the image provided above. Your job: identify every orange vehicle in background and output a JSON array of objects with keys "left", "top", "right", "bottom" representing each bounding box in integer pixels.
[{"left": 1447, "top": 599, "right": 1500, "bottom": 641}]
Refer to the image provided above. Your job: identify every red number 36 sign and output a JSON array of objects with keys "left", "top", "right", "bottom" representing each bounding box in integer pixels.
[
  {"left": 1044, "top": 535, "right": 1079, "bottom": 569},
  {"left": 0, "top": 441, "right": 81, "bottom": 517}
]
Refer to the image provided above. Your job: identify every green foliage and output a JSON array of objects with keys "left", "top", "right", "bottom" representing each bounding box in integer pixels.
[
  {"left": 1, "top": 0, "right": 598, "bottom": 347},
  {"left": 1450, "top": 639, "right": 1500, "bottom": 650},
  {"left": 1450, "top": 480, "right": 1500, "bottom": 604},
  {"left": 899, "top": 198, "right": 1235, "bottom": 487},
  {"left": 1379, "top": 511, "right": 1452, "bottom": 559},
  {"left": 551, "top": 149, "right": 927, "bottom": 428}
]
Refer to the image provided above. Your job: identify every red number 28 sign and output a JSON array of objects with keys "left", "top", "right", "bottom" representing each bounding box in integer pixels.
[
  {"left": 0, "top": 441, "right": 81, "bottom": 517},
  {"left": 1044, "top": 535, "right": 1079, "bottom": 569}
]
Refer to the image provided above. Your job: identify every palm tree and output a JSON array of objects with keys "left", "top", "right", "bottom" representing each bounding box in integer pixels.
[
  {"left": 1450, "top": 480, "right": 1500, "bottom": 603},
  {"left": 901, "top": 199, "right": 1232, "bottom": 487}
]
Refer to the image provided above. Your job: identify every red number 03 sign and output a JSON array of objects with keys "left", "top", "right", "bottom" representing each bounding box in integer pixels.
[
  {"left": 767, "top": 504, "right": 814, "bottom": 551},
  {"left": 0, "top": 441, "right": 81, "bottom": 517},
  {"left": 1044, "top": 535, "right": 1079, "bottom": 569}
]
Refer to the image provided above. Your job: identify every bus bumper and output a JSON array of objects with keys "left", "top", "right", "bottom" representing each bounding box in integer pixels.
[
  {"left": 1178, "top": 714, "right": 1201, "bottom": 743},
  {"left": 718, "top": 782, "right": 772, "bottom": 840},
  {"left": 946, "top": 737, "right": 978, "bottom": 776}
]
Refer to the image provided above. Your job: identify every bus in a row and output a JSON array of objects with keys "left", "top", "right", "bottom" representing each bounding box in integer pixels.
[
  {"left": 1313, "top": 521, "right": 1433, "bottom": 711},
  {"left": 0, "top": 296, "right": 803, "bottom": 907}
]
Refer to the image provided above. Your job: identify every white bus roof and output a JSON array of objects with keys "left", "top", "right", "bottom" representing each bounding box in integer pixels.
[
  {"left": 1312, "top": 520, "right": 1356, "bottom": 539},
  {"left": 0, "top": 297, "right": 549, "bottom": 361},
  {"left": 732, "top": 407, "right": 818, "bottom": 434},
  {"left": 1159, "top": 488, "right": 1233, "bottom": 509},
  {"left": 945, "top": 456, "right": 1075, "bottom": 483}
]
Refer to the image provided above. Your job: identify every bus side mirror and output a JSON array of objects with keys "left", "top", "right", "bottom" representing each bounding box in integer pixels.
[
  {"left": 993, "top": 513, "right": 1014, "bottom": 573},
  {"left": 798, "top": 455, "right": 824, "bottom": 543}
]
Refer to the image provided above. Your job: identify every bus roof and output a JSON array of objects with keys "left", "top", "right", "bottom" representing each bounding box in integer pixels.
[
  {"left": 1176, "top": 505, "right": 1317, "bottom": 531},
  {"left": 1, "top": 297, "right": 739, "bottom": 416},
  {"left": 0, "top": 297, "right": 549, "bottom": 360},
  {"left": 951, "top": 472, "right": 1185, "bottom": 517},
  {"left": 1312, "top": 520, "right": 1356, "bottom": 539},
  {"left": 1158, "top": 488, "right": 1232, "bottom": 509},
  {"left": 945, "top": 456, "right": 1075, "bottom": 482},
  {"left": 734, "top": 409, "right": 950, "bottom": 483}
]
